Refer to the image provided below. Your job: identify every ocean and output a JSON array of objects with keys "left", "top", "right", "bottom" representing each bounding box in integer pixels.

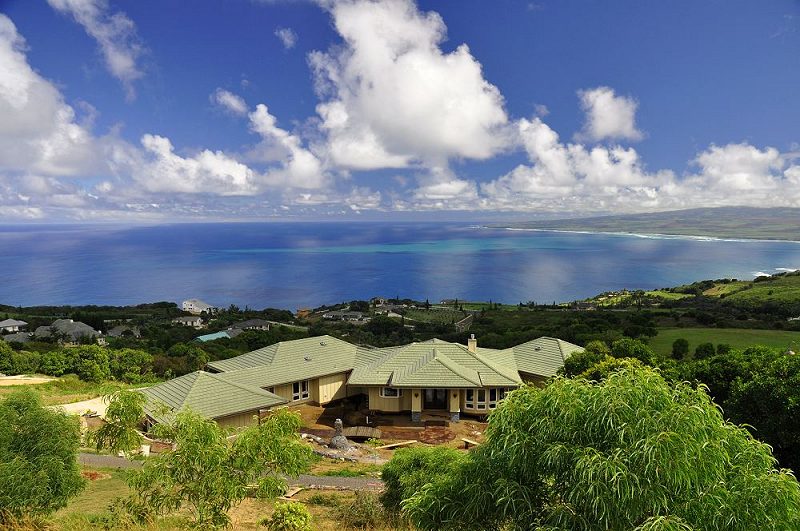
[{"left": 1, "top": 222, "right": 799, "bottom": 309}]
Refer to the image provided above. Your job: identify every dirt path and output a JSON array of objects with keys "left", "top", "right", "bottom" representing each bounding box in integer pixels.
[
  {"left": 76, "top": 453, "right": 385, "bottom": 491},
  {"left": 51, "top": 396, "right": 109, "bottom": 417}
]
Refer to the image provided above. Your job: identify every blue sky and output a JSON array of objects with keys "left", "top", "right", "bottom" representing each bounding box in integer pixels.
[{"left": 0, "top": 0, "right": 798, "bottom": 221}]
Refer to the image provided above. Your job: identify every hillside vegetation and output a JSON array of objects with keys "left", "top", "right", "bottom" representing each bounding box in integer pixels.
[{"left": 494, "top": 206, "right": 800, "bottom": 240}]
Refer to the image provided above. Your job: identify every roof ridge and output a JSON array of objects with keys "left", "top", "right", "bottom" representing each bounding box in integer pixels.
[
  {"left": 206, "top": 371, "right": 281, "bottom": 399},
  {"left": 458, "top": 343, "right": 520, "bottom": 383},
  {"left": 429, "top": 349, "right": 482, "bottom": 386}
]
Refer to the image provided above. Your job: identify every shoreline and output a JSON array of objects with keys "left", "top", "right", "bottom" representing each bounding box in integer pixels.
[{"left": 484, "top": 226, "right": 800, "bottom": 245}]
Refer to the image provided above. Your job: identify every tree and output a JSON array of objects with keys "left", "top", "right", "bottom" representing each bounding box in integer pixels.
[
  {"left": 399, "top": 368, "right": 800, "bottom": 530},
  {"left": 610, "top": 337, "right": 656, "bottom": 365},
  {"left": 122, "top": 408, "right": 314, "bottom": 528},
  {"left": 381, "top": 446, "right": 465, "bottom": 514},
  {"left": 671, "top": 338, "right": 689, "bottom": 360},
  {"left": 110, "top": 348, "right": 153, "bottom": 383},
  {"left": 259, "top": 502, "right": 313, "bottom": 531},
  {"left": 694, "top": 342, "right": 716, "bottom": 360},
  {"left": 0, "top": 341, "right": 14, "bottom": 373},
  {"left": 92, "top": 390, "right": 147, "bottom": 456},
  {"left": 560, "top": 340, "right": 609, "bottom": 377},
  {"left": 0, "top": 390, "right": 85, "bottom": 522}
]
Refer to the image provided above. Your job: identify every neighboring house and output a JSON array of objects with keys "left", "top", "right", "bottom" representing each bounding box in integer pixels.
[
  {"left": 201, "top": 334, "right": 582, "bottom": 425},
  {"left": 138, "top": 371, "right": 286, "bottom": 430},
  {"left": 194, "top": 329, "right": 243, "bottom": 342},
  {"left": 182, "top": 299, "right": 217, "bottom": 315},
  {"left": 322, "top": 310, "right": 365, "bottom": 321},
  {"left": 34, "top": 319, "right": 101, "bottom": 343},
  {"left": 2, "top": 332, "right": 30, "bottom": 344},
  {"left": 107, "top": 325, "right": 141, "bottom": 338},
  {"left": 230, "top": 319, "right": 270, "bottom": 331},
  {"left": 0, "top": 319, "right": 27, "bottom": 333},
  {"left": 172, "top": 316, "right": 204, "bottom": 329}
]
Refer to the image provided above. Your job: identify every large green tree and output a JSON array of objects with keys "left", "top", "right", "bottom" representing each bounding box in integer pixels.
[
  {"left": 400, "top": 368, "right": 800, "bottom": 530},
  {"left": 0, "top": 390, "right": 85, "bottom": 522},
  {"left": 120, "top": 408, "right": 314, "bottom": 528}
]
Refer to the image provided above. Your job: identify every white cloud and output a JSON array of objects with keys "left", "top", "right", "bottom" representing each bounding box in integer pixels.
[
  {"left": 309, "top": 0, "right": 511, "bottom": 170},
  {"left": 576, "top": 86, "right": 643, "bottom": 142},
  {"left": 211, "top": 88, "right": 248, "bottom": 116},
  {"left": 46, "top": 0, "right": 144, "bottom": 100},
  {"left": 0, "top": 15, "right": 98, "bottom": 176},
  {"left": 274, "top": 27, "right": 297, "bottom": 49},
  {"left": 248, "top": 104, "right": 326, "bottom": 189}
]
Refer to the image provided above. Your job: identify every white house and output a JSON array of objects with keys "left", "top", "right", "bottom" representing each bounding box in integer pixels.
[
  {"left": 181, "top": 299, "right": 217, "bottom": 315},
  {"left": 0, "top": 319, "right": 27, "bottom": 333},
  {"left": 172, "top": 316, "right": 204, "bottom": 329}
]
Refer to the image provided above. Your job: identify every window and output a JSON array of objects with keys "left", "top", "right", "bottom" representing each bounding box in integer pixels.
[
  {"left": 465, "top": 389, "right": 474, "bottom": 408},
  {"left": 476, "top": 389, "right": 487, "bottom": 410},
  {"left": 380, "top": 387, "right": 402, "bottom": 398},
  {"left": 266, "top": 387, "right": 274, "bottom": 394},
  {"left": 292, "top": 380, "right": 309, "bottom": 401},
  {"left": 489, "top": 388, "right": 498, "bottom": 409}
]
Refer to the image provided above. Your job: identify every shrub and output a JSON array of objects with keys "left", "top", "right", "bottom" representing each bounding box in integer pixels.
[
  {"left": 671, "top": 338, "right": 689, "bottom": 360},
  {"left": 259, "top": 502, "right": 312, "bottom": 531},
  {"left": 694, "top": 342, "right": 715, "bottom": 359},
  {"left": 381, "top": 446, "right": 464, "bottom": 514},
  {"left": 306, "top": 492, "right": 341, "bottom": 507},
  {"left": 337, "top": 492, "right": 385, "bottom": 529}
]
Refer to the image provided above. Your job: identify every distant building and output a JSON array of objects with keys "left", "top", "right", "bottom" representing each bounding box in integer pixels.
[
  {"left": 172, "top": 316, "right": 204, "bottom": 329},
  {"left": 107, "top": 325, "right": 141, "bottom": 338},
  {"left": 2, "top": 332, "right": 30, "bottom": 344},
  {"left": 182, "top": 299, "right": 217, "bottom": 315},
  {"left": 34, "top": 319, "right": 101, "bottom": 343},
  {"left": 195, "top": 329, "right": 243, "bottom": 342},
  {"left": 322, "top": 310, "right": 365, "bottom": 321},
  {"left": 230, "top": 319, "right": 270, "bottom": 331},
  {"left": 0, "top": 319, "right": 27, "bottom": 333}
]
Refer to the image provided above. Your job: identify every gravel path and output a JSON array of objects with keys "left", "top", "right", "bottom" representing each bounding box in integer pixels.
[{"left": 77, "top": 453, "right": 385, "bottom": 491}]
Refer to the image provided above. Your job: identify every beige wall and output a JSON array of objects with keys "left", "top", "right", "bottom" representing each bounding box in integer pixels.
[
  {"left": 215, "top": 410, "right": 260, "bottom": 429},
  {"left": 411, "top": 388, "right": 421, "bottom": 413},
  {"left": 317, "top": 372, "right": 349, "bottom": 404},
  {"left": 367, "top": 387, "right": 413, "bottom": 412},
  {"left": 449, "top": 389, "right": 461, "bottom": 413}
]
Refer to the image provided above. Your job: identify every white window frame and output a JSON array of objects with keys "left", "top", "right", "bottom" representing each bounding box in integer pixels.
[
  {"left": 379, "top": 387, "right": 402, "bottom": 398},
  {"left": 476, "top": 389, "right": 487, "bottom": 410},
  {"left": 292, "top": 380, "right": 309, "bottom": 401}
]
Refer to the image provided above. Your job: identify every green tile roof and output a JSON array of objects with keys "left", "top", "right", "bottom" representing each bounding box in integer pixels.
[
  {"left": 506, "top": 336, "right": 584, "bottom": 377},
  {"left": 138, "top": 371, "right": 286, "bottom": 424},
  {"left": 211, "top": 335, "right": 369, "bottom": 389},
  {"left": 348, "top": 340, "right": 522, "bottom": 388}
]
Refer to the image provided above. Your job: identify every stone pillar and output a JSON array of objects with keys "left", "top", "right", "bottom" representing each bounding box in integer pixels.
[
  {"left": 411, "top": 388, "right": 422, "bottom": 422},
  {"left": 449, "top": 389, "right": 461, "bottom": 423}
]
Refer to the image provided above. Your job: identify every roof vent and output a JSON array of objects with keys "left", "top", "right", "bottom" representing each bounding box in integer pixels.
[
  {"left": 534, "top": 346, "right": 541, "bottom": 351},
  {"left": 304, "top": 356, "right": 312, "bottom": 362},
  {"left": 320, "top": 341, "right": 327, "bottom": 346}
]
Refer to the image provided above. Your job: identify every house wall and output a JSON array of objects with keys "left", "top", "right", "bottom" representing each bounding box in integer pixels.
[
  {"left": 272, "top": 383, "right": 295, "bottom": 402},
  {"left": 519, "top": 373, "right": 547, "bottom": 387},
  {"left": 215, "top": 410, "right": 260, "bottom": 429},
  {"left": 317, "top": 372, "right": 349, "bottom": 405},
  {"left": 367, "top": 387, "right": 413, "bottom": 412},
  {"left": 449, "top": 389, "right": 461, "bottom": 413}
]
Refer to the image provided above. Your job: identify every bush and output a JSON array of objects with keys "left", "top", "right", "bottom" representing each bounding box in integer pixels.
[
  {"left": 306, "top": 492, "right": 341, "bottom": 507},
  {"left": 381, "top": 446, "right": 464, "bottom": 514},
  {"left": 671, "top": 338, "right": 689, "bottom": 360},
  {"left": 0, "top": 389, "right": 85, "bottom": 522},
  {"left": 694, "top": 342, "right": 716, "bottom": 360},
  {"left": 259, "top": 502, "right": 312, "bottom": 531},
  {"left": 337, "top": 492, "right": 385, "bottom": 529}
]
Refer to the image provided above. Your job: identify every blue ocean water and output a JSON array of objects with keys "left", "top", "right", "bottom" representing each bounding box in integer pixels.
[{"left": 1, "top": 222, "right": 799, "bottom": 309}]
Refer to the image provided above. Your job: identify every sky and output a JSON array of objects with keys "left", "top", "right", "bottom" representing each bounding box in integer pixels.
[{"left": 0, "top": 0, "right": 798, "bottom": 222}]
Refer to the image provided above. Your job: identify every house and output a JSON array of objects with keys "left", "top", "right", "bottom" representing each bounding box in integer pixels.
[
  {"left": 230, "top": 319, "right": 270, "bottom": 331},
  {"left": 34, "top": 319, "right": 101, "bottom": 343},
  {"left": 322, "top": 310, "right": 365, "bottom": 321},
  {"left": 0, "top": 319, "right": 27, "bottom": 333},
  {"left": 172, "top": 316, "right": 204, "bottom": 329},
  {"left": 138, "top": 371, "right": 287, "bottom": 430},
  {"left": 2, "top": 332, "right": 30, "bottom": 344},
  {"left": 107, "top": 325, "right": 141, "bottom": 338},
  {"left": 181, "top": 299, "right": 217, "bottom": 315},
  {"left": 194, "top": 329, "right": 243, "bottom": 342},
  {"left": 135, "top": 334, "right": 579, "bottom": 428}
]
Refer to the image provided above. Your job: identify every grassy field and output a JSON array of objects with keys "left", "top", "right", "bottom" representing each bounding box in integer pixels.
[
  {"left": 650, "top": 327, "right": 800, "bottom": 357},
  {"left": 402, "top": 308, "right": 466, "bottom": 324},
  {"left": 0, "top": 375, "right": 131, "bottom": 406}
]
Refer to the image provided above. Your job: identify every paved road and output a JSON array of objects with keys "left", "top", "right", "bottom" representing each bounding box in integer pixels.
[{"left": 77, "top": 453, "right": 384, "bottom": 491}]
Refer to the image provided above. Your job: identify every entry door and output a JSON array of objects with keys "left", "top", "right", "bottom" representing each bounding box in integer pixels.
[{"left": 424, "top": 388, "right": 448, "bottom": 410}]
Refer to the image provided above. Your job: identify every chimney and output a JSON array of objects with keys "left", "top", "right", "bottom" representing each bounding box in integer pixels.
[{"left": 467, "top": 334, "right": 477, "bottom": 353}]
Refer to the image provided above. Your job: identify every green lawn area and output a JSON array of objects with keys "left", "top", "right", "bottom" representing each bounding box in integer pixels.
[
  {"left": 644, "top": 290, "right": 692, "bottom": 301},
  {"left": 403, "top": 308, "right": 467, "bottom": 324},
  {"left": 651, "top": 327, "right": 800, "bottom": 357},
  {"left": 0, "top": 375, "right": 133, "bottom": 406}
]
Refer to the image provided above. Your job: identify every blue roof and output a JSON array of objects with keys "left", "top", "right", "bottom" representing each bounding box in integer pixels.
[{"left": 194, "top": 331, "right": 231, "bottom": 342}]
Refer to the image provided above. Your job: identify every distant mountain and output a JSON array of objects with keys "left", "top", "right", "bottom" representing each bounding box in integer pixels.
[{"left": 492, "top": 207, "right": 800, "bottom": 241}]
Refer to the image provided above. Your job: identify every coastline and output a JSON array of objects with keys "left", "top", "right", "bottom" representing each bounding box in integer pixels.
[{"left": 485, "top": 226, "right": 800, "bottom": 245}]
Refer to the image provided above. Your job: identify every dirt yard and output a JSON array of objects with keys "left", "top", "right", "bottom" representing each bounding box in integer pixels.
[{"left": 0, "top": 374, "right": 56, "bottom": 386}]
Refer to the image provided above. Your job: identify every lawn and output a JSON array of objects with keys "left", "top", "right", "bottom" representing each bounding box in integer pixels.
[
  {"left": 650, "top": 327, "right": 800, "bottom": 357},
  {"left": 0, "top": 375, "right": 132, "bottom": 406},
  {"left": 402, "top": 309, "right": 467, "bottom": 324}
]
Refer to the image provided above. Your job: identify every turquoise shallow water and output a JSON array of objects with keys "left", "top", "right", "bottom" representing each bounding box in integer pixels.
[{"left": 1, "top": 222, "right": 799, "bottom": 309}]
